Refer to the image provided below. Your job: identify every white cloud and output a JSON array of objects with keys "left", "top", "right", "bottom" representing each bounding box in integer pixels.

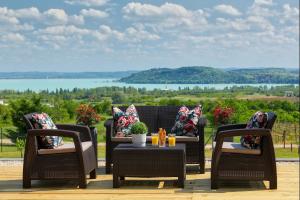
[
  {"left": 69, "top": 14, "right": 85, "bottom": 25},
  {"left": 14, "top": 7, "right": 41, "bottom": 19},
  {"left": 214, "top": 4, "right": 242, "bottom": 16},
  {"left": 122, "top": 2, "right": 208, "bottom": 31},
  {"left": 1, "top": 33, "right": 25, "bottom": 43},
  {"left": 253, "top": 0, "right": 273, "bottom": 6},
  {"left": 43, "top": 9, "right": 68, "bottom": 25},
  {"left": 280, "top": 4, "right": 299, "bottom": 24},
  {"left": 64, "top": 0, "right": 109, "bottom": 7},
  {"left": 125, "top": 26, "right": 160, "bottom": 42},
  {"left": 0, "top": 7, "right": 19, "bottom": 24},
  {"left": 80, "top": 8, "right": 108, "bottom": 18},
  {"left": 36, "top": 25, "right": 90, "bottom": 35},
  {"left": 123, "top": 2, "right": 191, "bottom": 18}
]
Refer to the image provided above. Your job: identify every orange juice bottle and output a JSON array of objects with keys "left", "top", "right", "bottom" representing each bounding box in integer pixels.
[{"left": 159, "top": 128, "right": 166, "bottom": 147}]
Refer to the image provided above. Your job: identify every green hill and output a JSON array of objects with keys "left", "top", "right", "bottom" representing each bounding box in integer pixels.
[{"left": 119, "top": 66, "right": 299, "bottom": 84}]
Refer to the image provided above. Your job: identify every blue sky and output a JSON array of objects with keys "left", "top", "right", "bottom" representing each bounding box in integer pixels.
[{"left": 0, "top": 0, "right": 299, "bottom": 72}]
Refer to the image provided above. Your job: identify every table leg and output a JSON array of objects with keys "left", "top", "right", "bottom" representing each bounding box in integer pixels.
[{"left": 113, "top": 174, "right": 120, "bottom": 188}]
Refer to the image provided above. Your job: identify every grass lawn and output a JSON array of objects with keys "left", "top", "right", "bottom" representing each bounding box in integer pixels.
[{"left": 0, "top": 144, "right": 298, "bottom": 159}]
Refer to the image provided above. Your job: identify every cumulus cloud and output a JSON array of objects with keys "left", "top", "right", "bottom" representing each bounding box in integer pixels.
[
  {"left": 14, "top": 7, "right": 41, "bottom": 19},
  {"left": 122, "top": 2, "right": 208, "bottom": 31},
  {"left": 280, "top": 4, "right": 299, "bottom": 24},
  {"left": 214, "top": 4, "right": 242, "bottom": 16},
  {"left": 80, "top": 8, "right": 108, "bottom": 18},
  {"left": 1, "top": 33, "right": 25, "bottom": 43},
  {"left": 64, "top": 0, "right": 109, "bottom": 7},
  {"left": 253, "top": 0, "right": 273, "bottom": 6},
  {"left": 43, "top": 9, "right": 68, "bottom": 25}
]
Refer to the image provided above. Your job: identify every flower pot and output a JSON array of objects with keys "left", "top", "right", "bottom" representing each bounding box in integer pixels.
[{"left": 132, "top": 134, "right": 146, "bottom": 147}]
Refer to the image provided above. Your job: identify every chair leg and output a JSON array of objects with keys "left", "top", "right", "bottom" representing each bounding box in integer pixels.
[
  {"left": 90, "top": 169, "right": 96, "bottom": 179},
  {"left": 23, "top": 179, "right": 31, "bottom": 188},
  {"left": 79, "top": 178, "right": 87, "bottom": 189},
  {"left": 269, "top": 179, "right": 277, "bottom": 189},
  {"left": 199, "top": 162, "right": 205, "bottom": 174},
  {"left": 211, "top": 179, "right": 218, "bottom": 189},
  {"left": 105, "top": 162, "right": 111, "bottom": 174}
]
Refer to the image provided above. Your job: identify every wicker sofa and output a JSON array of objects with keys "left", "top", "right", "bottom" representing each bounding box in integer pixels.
[{"left": 104, "top": 106, "right": 206, "bottom": 174}]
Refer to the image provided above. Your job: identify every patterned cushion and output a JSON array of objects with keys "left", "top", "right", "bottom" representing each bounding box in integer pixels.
[
  {"left": 240, "top": 111, "right": 268, "bottom": 149},
  {"left": 112, "top": 104, "right": 140, "bottom": 137},
  {"left": 171, "top": 105, "right": 202, "bottom": 137},
  {"left": 31, "top": 113, "right": 64, "bottom": 149}
]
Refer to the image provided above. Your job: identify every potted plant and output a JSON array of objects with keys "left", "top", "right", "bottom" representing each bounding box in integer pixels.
[{"left": 131, "top": 122, "right": 148, "bottom": 147}]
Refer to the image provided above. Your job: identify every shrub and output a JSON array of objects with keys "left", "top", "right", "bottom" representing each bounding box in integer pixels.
[{"left": 76, "top": 104, "right": 101, "bottom": 127}]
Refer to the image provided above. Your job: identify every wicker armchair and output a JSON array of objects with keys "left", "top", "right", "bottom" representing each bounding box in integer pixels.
[
  {"left": 211, "top": 112, "right": 277, "bottom": 189},
  {"left": 22, "top": 113, "right": 97, "bottom": 188}
]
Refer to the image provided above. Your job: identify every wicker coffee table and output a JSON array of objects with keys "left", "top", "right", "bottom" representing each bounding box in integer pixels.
[{"left": 113, "top": 144, "right": 186, "bottom": 188}]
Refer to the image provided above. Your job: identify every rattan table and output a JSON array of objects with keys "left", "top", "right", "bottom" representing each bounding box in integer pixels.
[{"left": 113, "top": 143, "right": 186, "bottom": 188}]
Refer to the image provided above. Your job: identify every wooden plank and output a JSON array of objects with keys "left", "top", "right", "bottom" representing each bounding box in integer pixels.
[{"left": 0, "top": 163, "right": 298, "bottom": 200}]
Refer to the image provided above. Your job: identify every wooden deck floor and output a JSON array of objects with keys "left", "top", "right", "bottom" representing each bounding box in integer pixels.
[{"left": 0, "top": 163, "right": 298, "bottom": 200}]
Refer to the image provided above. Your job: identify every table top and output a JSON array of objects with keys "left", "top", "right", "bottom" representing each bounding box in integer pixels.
[{"left": 114, "top": 143, "right": 186, "bottom": 152}]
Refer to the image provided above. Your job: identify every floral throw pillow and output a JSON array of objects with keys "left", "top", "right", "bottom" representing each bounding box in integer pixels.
[
  {"left": 240, "top": 111, "right": 268, "bottom": 149},
  {"left": 171, "top": 105, "right": 202, "bottom": 137},
  {"left": 31, "top": 113, "right": 64, "bottom": 149},
  {"left": 113, "top": 104, "right": 140, "bottom": 137}
]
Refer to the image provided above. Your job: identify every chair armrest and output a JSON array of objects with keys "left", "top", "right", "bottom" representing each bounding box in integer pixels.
[
  {"left": 55, "top": 124, "right": 92, "bottom": 142},
  {"left": 216, "top": 124, "right": 247, "bottom": 133},
  {"left": 27, "top": 129, "right": 83, "bottom": 153},
  {"left": 28, "top": 129, "right": 81, "bottom": 139},
  {"left": 216, "top": 128, "right": 271, "bottom": 140},
  {"left": 198, "top": 116, "right": 207, "bottom": 127}
]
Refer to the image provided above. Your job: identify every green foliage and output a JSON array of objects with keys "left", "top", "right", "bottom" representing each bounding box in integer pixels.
[
  {"left": 7, "top": 95, "right": 44, "bottom": 142},
  {"left": 15, "top": 137, "right": 25, "bottom": 158},
  {"left": 0, "top": 104, "right": 11, "bottom": 125},
  {"left": 93, "top": 99, "right": 112, "bottom": 115},
  {"left": 111, "top": 92, "right": 127, "bottom": 104},
  {"left": 131, "top": 122, "right": 148, "bottom": 134},
  {"left": 120, "top": 66, "right": 299, "bottom": 84}
]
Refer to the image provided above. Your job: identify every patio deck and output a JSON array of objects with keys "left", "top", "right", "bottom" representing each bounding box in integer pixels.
[{"left": 0, "top": 162, "right": 298, "bottom": 200}]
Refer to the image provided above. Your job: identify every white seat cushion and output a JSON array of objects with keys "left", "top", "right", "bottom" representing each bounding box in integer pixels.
[
  {"left": 38, "top": 141, "right": 92, "bottom": 155},
  {"left": 213, "top": 142, "right": 261, "bottom": 155}
]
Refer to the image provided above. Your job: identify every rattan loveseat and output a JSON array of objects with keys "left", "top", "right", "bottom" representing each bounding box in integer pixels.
[{"left": 104, "top": 106, "right": 206, "bottom": 174}]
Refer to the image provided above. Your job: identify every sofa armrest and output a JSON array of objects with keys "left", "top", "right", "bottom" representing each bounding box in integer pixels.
[{"left": 104, "top": 119, "right": 114, "bottom": 140}]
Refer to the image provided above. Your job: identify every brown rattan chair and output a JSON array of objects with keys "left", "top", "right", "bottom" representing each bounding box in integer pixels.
[
  {"left": 22, "top": 113, "right": 97, "bottom": 188},
  {"left": 211, "top": 112, "right": 277, "bottom": 189}
]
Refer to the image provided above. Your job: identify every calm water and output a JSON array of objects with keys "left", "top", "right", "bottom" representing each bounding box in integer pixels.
[{"left": 0, "top": 78, "right": 294, "bottom": 92}]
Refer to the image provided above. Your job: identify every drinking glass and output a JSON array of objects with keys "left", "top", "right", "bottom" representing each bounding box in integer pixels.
[
  {"left": 151, "top": 133, "right": 159, "bottom": 146},
  {"left": 168, "top": 134, "right": 176, "bottom": 147}
]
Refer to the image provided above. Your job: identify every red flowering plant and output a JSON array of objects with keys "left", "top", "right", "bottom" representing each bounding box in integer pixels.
[
  {"left": 213, "top": 106, "right": 234, "bottom": 127},
  {"left": 76, "top": 104, "right": 101, "bottom": 127}
]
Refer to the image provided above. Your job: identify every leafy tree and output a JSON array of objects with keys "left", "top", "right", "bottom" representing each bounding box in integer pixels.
[
  {"left": 7, "top": 96, "right": 44, "bottom": 142},
  {"left": 0, "top": 104, "right": 11, "bottom": 125},
  {"left": 111, "top": 92, "right": 127, "bottom": 104}
]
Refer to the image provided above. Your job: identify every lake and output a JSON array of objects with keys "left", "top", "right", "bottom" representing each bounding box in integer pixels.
[{"left": 0, "top": 78, "right": 295, "bottom": 92}]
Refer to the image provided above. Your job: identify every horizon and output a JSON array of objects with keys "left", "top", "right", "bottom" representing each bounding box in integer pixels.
[
  {"left": 0, "top": 66, "right": 299, "bottom": 73},
  {"left": 0, "top": 0, "right": 299, "bottom": 71}
]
